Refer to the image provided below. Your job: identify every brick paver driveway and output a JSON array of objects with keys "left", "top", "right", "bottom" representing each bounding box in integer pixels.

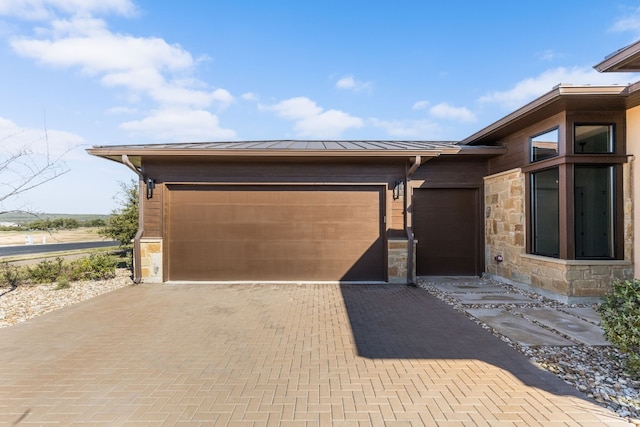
[{"left": 0, "top": 283, "right": 629, "bottom": 426}]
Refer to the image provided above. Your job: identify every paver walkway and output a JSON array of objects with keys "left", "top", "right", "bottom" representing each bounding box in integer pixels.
[
  {"left": 425, "top": 277, "right": 609, "bottom": 346},
  {"left": 0, "top": 283, "right": 630, "bottom": 426}
]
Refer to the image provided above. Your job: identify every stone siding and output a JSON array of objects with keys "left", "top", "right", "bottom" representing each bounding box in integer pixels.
[
  {"left": 140, "top": 238, "right": 163, "bottom": 283},
  {"left": 484, "top": 168, "right": 633, "bottom": 302},
  {"left": 388, "top": 238, "right": 417, "bottom": 284}
]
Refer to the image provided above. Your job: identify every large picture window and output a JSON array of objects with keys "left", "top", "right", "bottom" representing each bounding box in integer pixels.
[
  {"left": 531, "top": 168, "right": 559, "bottom": 257},
  {"left": 574, "top": 165, "right": 614, "bottom": 258}
]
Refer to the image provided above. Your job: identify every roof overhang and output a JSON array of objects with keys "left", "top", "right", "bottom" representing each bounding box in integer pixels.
[
  {"left": 461, "top": 84, "right": 628, "bottom": 146},
  {"left": 595, "top": 40, "right": 640, "bottom": 72},
  {"left": 87, "top": 140, "right": 506, "bottom": 168}
]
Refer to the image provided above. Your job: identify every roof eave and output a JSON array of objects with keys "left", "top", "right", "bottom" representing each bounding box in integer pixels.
[
  {"left": 594, "top": 40, "right": 640, "bottom": 72},
  {"left": 86, "top": 145, "right": 506, "bottom": 164},
  {"left": 461, "top": 84, "right": 628, "bottom": 145}
]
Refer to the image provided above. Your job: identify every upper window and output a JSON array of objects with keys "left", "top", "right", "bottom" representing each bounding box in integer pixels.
[
  {"left": 531, "top": 128, "right": 559, "bottom": 162},
  {"left": 574, "top": 124, "right": 614, "bottom": 154}
]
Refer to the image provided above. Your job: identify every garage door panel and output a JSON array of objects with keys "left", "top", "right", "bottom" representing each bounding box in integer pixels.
[
  {"left": 170, "top": 239, "right": 376, "bottom": 260},
  {"left": 171, "top": 221, "right": 377, "bottom": 242},
  {"left": 166, "top": 185, "right": 384, "bottom": 281},
  {"left": 171, "top": 203, "right": 379, "bottom": 226}
]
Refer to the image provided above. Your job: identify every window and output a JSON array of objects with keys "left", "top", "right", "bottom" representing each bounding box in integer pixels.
[
  {"left": 574, "top": 166, "right": 614, "bottom": 258},
  {"left": 531, "top": 128, "right": 559, "bottom": 162},
  {"left": 574, "top": 124, "right": 614, "bottom": 153},
  {"left": 527, "top": 120, "right": 622, "bottom": 261},
  {"left": 531, "top": 168, "right": 559, "bottom": 257}
]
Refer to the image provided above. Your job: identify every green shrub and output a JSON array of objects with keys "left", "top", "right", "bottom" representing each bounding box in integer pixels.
[
  {"left": 27, "top": 258, "right": 64, "bottom": 284},
  {"left": 68, "top": 253, "right": 117, "bottom": 281},
  {"left": 55, "top": 277, "right": 70, "bottom": 290},
  {"left": 598, "top": 279, "right": 640, "bottom": 378},
  {"left": 0, "top": 262, "right": 22, "bottom": 289}
]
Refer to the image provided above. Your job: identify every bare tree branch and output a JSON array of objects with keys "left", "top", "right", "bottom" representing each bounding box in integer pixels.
[{"left": 0, "top": 127, "right": 73, "bottom": 212}]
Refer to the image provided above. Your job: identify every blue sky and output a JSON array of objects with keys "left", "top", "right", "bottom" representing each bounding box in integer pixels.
[{"left": 1, "top": 0, "right": 640, "bottom": 214}]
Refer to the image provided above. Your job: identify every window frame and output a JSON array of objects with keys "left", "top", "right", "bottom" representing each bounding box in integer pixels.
[
  {"left": 526, "top": 120, "right": 624, "bottom": 261},
  {"left": 530, "top": 127, "right": 560, "bottom": 163},
  {"left": 530, "top": 167, "right": 560, "bottom": 258},
  {"left": 573, "top": 123, "right": 615, "bottom": 155},
  {"left": 573, "top": 164, "right": 616, "bottom": 259}
]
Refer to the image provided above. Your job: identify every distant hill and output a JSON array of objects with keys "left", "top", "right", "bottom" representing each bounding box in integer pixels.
[{"left": 0, "top": 212, "right": 110, "bottom": 226}]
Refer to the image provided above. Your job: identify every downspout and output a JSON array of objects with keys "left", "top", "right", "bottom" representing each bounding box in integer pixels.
[
  {"left": 405, "top": 155, "right": 422, "bottom": 286},
  {"left": 121, "top": 155, "right": 144, "bottom": 284}
]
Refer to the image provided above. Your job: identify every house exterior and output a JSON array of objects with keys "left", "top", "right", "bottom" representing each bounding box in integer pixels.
[
  {"left": 88, "top": 141, "right": 503, "bottom": 285},
  {"left": 88, "top": 43, "right": 640, "bottom": 303},
  {"left": 465, "top": 85, "right": 634, "bottom": 302}
]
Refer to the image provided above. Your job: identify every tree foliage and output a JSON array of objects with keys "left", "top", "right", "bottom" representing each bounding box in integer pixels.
[
  {"left": 99, "top": 180, "right": 139, "bottom": 247},
  {"left": 26, "top": 218, "right": 80, "bottom": 230}
]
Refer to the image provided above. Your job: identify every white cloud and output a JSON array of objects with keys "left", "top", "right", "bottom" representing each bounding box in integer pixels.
[
  {"left": 336, "top": 75, "right": 372, "bottom": 93},
  {"left": 11, "top": 19, "right": 194, "bottom": 75},
  {"left": 0, "top": 0, "right": 136, "bottom": 20},
  {"left": 537, "top": 49, "right": 562, "bottom": 62},
  {"left": 429, "top": 103, "right": 476, "bottom": 123},
  {"left": 370, "top": 118, "right": 442, "bottom": 138},
  {"left": 412, "top": 100, "right": 430, "bottom": 110},
  {"left": 478, "top": 66, "right": 637, "bottom": 109},
  {"left": 261, "top": 97, "right": 363, "bottom": 138},
  {"left": 0, "top": 116, "right": 83, "bottom": 212},
  {"left": 262, "top": 97, "right": 322, "bottom": 120},
  {"left": 105, "top": 106, "right": 138, "bottom": 115},
  {"left": 7, "top": 10, "right": 237, "bottom": 140},
  {"left": 119, "top": 108, "right": 236, "bottom": 142},
  {"left": 0, "top": 116, "right": 84, "bottom": 156},
  {"left": 242, "top": 92, "right": 259, "bottom": 101},
  {"left": 610, "top": 7, "right": 640, "bottom": 35}
]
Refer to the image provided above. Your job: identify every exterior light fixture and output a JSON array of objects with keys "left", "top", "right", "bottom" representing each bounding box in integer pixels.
[
  {"left": 393, "top": 179, "right": 404, "bottom": 200},
  {"left": 146, "top": 178, "right": 155, "bottom": 199}
]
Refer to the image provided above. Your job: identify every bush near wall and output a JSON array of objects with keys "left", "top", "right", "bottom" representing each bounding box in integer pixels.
[
  {"left": 0, "top": 253, "right": 119, "bottom": 289},
  {"left": 598, "top": 279, "right": 640, "bottom": 378}
]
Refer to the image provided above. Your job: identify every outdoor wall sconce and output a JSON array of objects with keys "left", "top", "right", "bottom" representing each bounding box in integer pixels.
[
  {"left": 146, "top": 178, "right": 155, "bottom": 199},
  {"left": 393, "top": 179, "right": 404, "bottom": 200},
  {"left": 494, "top": 254, "right": 503, "bottom": 263}
]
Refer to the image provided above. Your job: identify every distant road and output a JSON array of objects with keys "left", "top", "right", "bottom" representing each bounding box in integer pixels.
[{"left": 0, "top": 241, "right": 119, "bottom": 257}]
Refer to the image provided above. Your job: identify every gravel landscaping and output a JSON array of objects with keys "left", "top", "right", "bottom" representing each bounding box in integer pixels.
[
  {"left": 0, "top": 267, "right": 132, "bottom": 328},
  {"left": 1, "top": 272, "right": 638, "bottom": 424},
  {"left": 419, "top": 277, "right": 640, "bottom": 425}
]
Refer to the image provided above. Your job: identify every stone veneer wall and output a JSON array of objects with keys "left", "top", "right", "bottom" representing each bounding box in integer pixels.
[
  {"left": 139, "top": 238, "right": 163, "bottom": 283},
  {"left": 484, "top": 167, "right": 633, "bottom": 302},
  {"left": 388, "top": 238, "right": 417, "bottom": 284}
]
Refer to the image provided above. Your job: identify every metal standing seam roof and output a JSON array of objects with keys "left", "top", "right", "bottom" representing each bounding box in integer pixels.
[
  {"left": 86, "top": 140, "right": 507, "bottom": 167},
  {"left": 89, "top": 140, "right": 462, "bottom": 151}
]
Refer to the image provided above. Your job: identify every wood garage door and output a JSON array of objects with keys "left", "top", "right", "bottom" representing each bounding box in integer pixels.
[
  {"left": 165, "top": 185, "right": 385, "bottom": 281},
  {"left": 413, "top": 188, "right": 481, "bottom": 276}
]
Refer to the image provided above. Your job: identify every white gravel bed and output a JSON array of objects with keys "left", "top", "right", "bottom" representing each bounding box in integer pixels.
[
  {"left": 419, "top": 277, "right": 640, "bottom": 425},
  {"left": 0, "top": 268, "right": 132, "bottom": 328}
]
